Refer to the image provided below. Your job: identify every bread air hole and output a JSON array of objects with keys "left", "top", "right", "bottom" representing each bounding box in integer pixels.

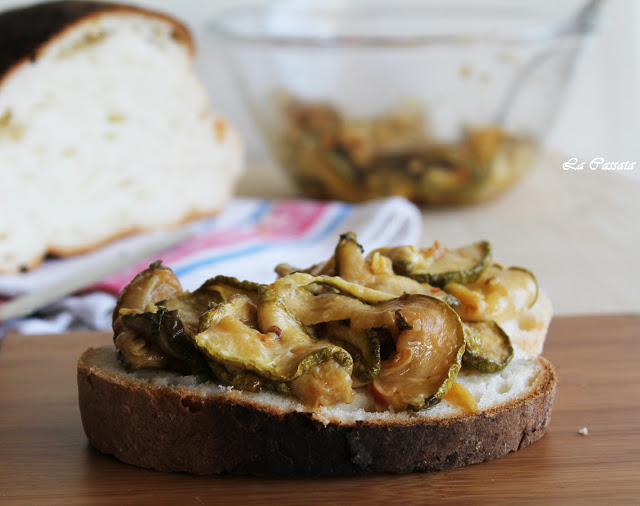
[
  {"left": 518, "top": 312, "right": 538, "bottom": 331},
  {"left": 497, "top": 382, "right": 512, "bottom": 394}
]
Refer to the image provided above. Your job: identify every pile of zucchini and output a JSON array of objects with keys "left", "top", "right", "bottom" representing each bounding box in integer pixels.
[{"left": 112, "top": 234, "right": 538, "bottom": 412}]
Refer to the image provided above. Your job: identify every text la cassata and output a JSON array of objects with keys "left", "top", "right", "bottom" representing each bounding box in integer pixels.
[{"left": 563, "top": 157, "right": 636, "bottom": 171}]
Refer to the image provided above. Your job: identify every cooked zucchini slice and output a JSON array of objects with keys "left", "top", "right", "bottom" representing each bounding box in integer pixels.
[
  {"left": 334, "top": 232, "right": 366, "bottom": 282},
  {"left": 198, "top": 292, "right": 258, "bottom": 331},
  {"left": 389, "top": 241, "right": 492, "bottom": 287},
  {"left": 275, "top": 256, "right": 336, "bottom": 278},
  {"left": 463, "top": 321, "right": 483, "bottom": 354},
  {"left": 112, "top": 261, "right": 194, "bottom": 371},
  {"left": 273, "top": 273, "right": 397, "bottom": 328},
  {"left": 116, "top": 308, "right": 209, "bottom": 373},
  {"left": 112, "top": 260, "right": 183, "bottom": 333},
  {"left": 370, "top": 294, "right": 466, "bottom": 411},
  {"left": 206, "top": 359, "right": 289, "bottom": 394},
  {"left": 193, "top": 291, "right": 353, "bottom": 384},
  {"left": 323, "top": 321, "right": 390, "bottom": 382},
  {"left": 462, "top": 321, "right": 514, "bottom": 372},
  {"left": 114, "top": 327, "right": 170, "bottom": 371},
  {"left": 271, "top": 272, "right": 399, "bottom": 327},
  {"left": 445, "top": 265, "right": 539, "bottom": 322},
  {"left": 333, "top": 233, "right": 461, "bottom": 306},
  {"left": 202, "top": 275, "right": 261, "bottom": 304},
  {"left": 508, "top": 266, "right": 539, "bottom": 309},
  {"left": 156, "top": 275, "right": 261, "bottom": 336},
  {"left": 314, "top": 274, "right": 397, "bottom": 304},
  {"left": 279, "top": 233, "right": 461, "bottom": 307},
  {"left": 290, "top": 358, "right": 356, "bottom": 407},
  {"left": 271, "top": 272, "right": 466, "bottom": 410},
  {"left": 158, "top": 289, "right": 222, "bottom": 337}
]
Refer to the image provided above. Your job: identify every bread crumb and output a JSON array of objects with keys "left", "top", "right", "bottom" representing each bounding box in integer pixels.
[{"left": 578, "top": 427, "right": 589, "bottom": 435}]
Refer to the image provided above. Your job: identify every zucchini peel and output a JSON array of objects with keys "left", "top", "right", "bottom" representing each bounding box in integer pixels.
[{"left": 462, "top": 321, "right": 514, "bottom": 372}]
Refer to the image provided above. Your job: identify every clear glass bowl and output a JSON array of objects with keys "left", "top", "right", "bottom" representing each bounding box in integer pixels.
[{"left": 209, "top": 0, "right": 600, "bottom": 206}]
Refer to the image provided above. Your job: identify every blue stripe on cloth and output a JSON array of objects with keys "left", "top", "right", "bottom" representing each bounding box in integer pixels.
[
  {"left": 198, "top": 200, "right": 273, "bottom": 232},
  {"left": 242, "top": 200, "right": 274, "bottom": 227}
]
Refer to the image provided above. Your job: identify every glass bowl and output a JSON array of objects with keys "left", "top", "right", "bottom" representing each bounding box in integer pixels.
[{"left": 209, "top": 0, "right": 600, "bottom": 206}]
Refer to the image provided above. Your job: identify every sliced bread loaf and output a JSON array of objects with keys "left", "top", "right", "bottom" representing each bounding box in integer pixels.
[{"left": 0, "top": 1, "right": 243, "bottom": 272}]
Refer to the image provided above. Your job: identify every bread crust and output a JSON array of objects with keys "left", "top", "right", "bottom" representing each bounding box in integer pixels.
[
  {"left": 77, "top": 346, "right": 557, "bottom": 476},
  {"left": 0, "top": 1, "right": 193, "bottom": 89}
]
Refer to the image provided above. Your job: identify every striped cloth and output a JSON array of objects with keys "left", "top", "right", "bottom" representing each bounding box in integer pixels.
[{"left": 0, "top": 197, "right": 421, "bottom": 335}]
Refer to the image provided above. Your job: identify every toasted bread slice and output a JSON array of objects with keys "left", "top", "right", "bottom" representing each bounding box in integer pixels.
[{"left": 78, "top": 345, "right": 556, "bottom": 476}]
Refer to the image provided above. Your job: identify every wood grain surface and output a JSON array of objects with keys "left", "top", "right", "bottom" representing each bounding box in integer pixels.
[{"left": 1, "top": 314, "right": 639, "bottom": 505}]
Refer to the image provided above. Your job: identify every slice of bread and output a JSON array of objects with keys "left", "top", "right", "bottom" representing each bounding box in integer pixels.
[
  {"left": 77, "top": 345, "right": 556, "bottom": 476},
  {"left": 499, "top": 291, "right": 553, "bottom": 360},
  {"left": 0, "top": 1, "right": 243, "bottom": 273}
]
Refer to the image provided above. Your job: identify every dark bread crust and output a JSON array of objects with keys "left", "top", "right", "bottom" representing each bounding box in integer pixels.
[
  {"left": 0, "top": 1, "right": 193, "bottom": 88},
  {"left": 77, "top": 347, "right": 557, "bottom": 476}
]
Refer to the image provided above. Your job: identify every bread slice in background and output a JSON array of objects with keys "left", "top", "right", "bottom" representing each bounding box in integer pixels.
[
  {"left": 77, "top": 345, "right": 556, "bottom": 476},
  {"left": 0, "top": 1, "right": 244, "bottom": 273}
]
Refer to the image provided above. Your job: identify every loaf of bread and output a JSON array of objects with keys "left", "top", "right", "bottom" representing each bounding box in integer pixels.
[{"left": 0, "top": 1, "right": 243, "bottom": 273}]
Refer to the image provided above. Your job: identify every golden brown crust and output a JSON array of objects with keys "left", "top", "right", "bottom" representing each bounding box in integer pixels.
[
  {"left": 77, "top": 347, "right": 557, "bottom": 476},
  {"left": 0, "top": 207, "right": 223, "bottom": 274},
  {"left": 45, "top": 205, "right": 223, "bottom": 259},
  {"left": 0, "top": 1, "right": 193, "bottom": 89}
]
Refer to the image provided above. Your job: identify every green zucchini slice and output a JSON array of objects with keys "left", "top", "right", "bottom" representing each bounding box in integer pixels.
[
  {"left": 157, "top": 289, "right": 222, "bottom": 337},
  {"left": 116, "top": 308, "right": 209, "bottom": 373},
  {"left": 390, "top": 240, "right": 492, "bottom": 287},
  {"left": 462, "top": 321, "right": 514, "bottom": 372},
  {"left": 279, "top": 233, "right": 462, "bottom": 306},
  {"left": 205, "top": 359, "right": 289, "bottom": 394},
  {"left": 333, "top": 233, "right": 462, "bottom": 306},
  {"left": 370, "top": 294, "right": 466, "bottom": 411},
  {"left": 193, "top": 291, "right": 353, "bottom": 383},
  {"left": 446, "top": 265, "right": 539, "bottom": 322},
  {"left": 272, "top": 272, "right": 466, "bottom": 410},
  {"left": 334, "top": 231, "right": 366, "bottom": 282},
  {"left": 201, "top": 275, "right": 261, "bottom": 304},
  {"left": 508, "top": 266, "right": 539, "bottom": 309},
  {"left": 112, "top": 260, "right": 183, "bottom": 333},
  {"left": 323, "top": 321, "right": 391, "bottom": 382},
  {"left": 155, "top": 276, "right": 261, "bottom": 337},
  {"left": 114, "top": 327, "right": 170, "bottom": 371}
]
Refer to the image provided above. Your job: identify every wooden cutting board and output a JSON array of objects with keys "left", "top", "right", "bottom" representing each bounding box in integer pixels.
[{"left": 1, "top": 314, "right": 639, "bottom": 504}]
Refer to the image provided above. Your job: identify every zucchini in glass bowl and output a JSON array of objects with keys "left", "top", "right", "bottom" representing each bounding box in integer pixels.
[{"left": 208, "top": 1, "right": 600, "bottom": 205}]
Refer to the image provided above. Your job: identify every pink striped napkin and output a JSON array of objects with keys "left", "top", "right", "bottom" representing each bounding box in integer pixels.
[{"left": 0, "top": 197, "right": 421, "bottom": 335}]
